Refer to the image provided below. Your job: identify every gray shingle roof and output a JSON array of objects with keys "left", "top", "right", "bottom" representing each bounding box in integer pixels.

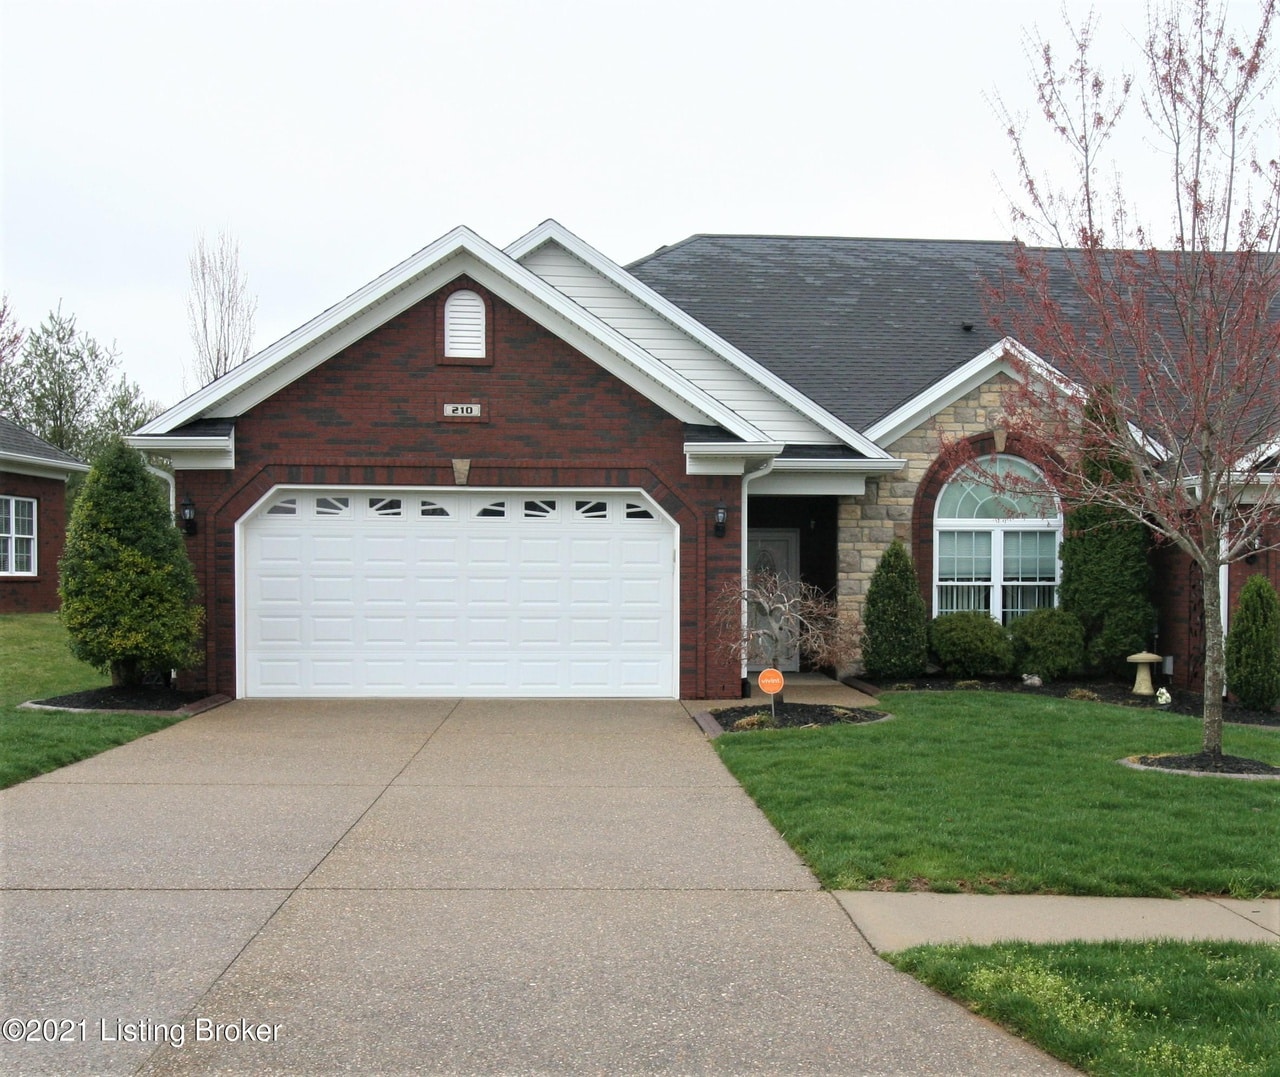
[
  {"left": 0, "top": 414, "right": 87, "bottom": 470},
  {"left": 627, "top": 235, "right": 1026, "bottom": 432}
]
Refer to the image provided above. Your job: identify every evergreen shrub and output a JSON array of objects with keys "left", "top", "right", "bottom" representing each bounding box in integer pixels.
[
  {"left": 861, "top": 540, "right": 928, "bottom": 680},
  {"left": 1059, "top": 502, "right": 1155, "bottom": 675},
  {"left": 59, "top": 439, "right": 203, "bottom": 686},
  {"left": 930, "top": 611, "right": 1012, "bottom": 678},
  {"left": 1225, "top": 574, "right": 1280, "bottom": 711},
  {"left": 1009, "top": 607, "right": 1085, "bottom": 681}
]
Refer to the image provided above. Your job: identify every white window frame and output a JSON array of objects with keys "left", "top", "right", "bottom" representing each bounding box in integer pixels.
[
  {"left": 933, "top": 456, "right": 1062, "bottom": 625},
  {"left": 1, "top": 495, "right": 37, "bottom": 576}
]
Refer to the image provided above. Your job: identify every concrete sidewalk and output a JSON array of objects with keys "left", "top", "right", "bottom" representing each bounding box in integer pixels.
[
  {"left": 835, "top": 892, "right": 1280, "bottom": 951},
  {"left": 699, "top": 674, "right": 1280, "bottom": 952},
  {"left": 0, "top": 697, "right": 1073, "bottom": 1076}
]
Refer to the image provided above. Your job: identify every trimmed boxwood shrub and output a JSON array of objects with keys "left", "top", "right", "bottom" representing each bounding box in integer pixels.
[
  {"left": 930, "top": 611, "right": 1012, "bottom": 678},
  {"left": 861, "top": 540, "right": 928, "bottom": 680},
  {"left": 1009, "top": 607, "right": 1085, "bottom": 682},
  {"left": 1225, "top": 574, "right": 1280, "bottom": 711}
]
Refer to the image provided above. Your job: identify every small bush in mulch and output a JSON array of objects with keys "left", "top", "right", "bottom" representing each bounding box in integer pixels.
[
  {"left": 32, "top": 685, "right": 208, "bottom": 713},
  {"left": 711, "top": 701, "right": 888, "bottom": 732}
]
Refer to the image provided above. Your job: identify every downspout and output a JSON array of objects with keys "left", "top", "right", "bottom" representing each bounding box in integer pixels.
[
  {"left": 1220, "top": 534, "right": 1230, "bottom": 699},
  {"left": 145, "top": 460, "right": 176, "bottom": 517},
  {"left": 738, "top": 456, "right": 778, "bottom": 688}
]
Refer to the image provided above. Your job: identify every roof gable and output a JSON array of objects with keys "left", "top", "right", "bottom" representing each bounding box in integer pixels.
[
  {"left": 508, "top": 221, "right": 892, "bottom": 460},
  {"left": 138, "top": 227, "right": 775, "bottom": 445}
]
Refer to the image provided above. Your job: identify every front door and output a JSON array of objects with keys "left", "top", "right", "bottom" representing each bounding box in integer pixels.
[{"left": 745, "top": 528, "right": 802, "bottom": 672}]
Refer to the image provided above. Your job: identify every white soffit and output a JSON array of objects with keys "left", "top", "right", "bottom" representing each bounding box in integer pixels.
[
  {"left": 124, "top": 432, "right": 235, "bottom": 470},
  {"left": 137, "top": 227, "right": 770, "bottom": 444}
]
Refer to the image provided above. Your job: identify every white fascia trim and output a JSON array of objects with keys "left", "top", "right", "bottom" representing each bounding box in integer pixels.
[
  {"left": 0, "top": 453, "right": 90, "bottom": 479},
  {"left": 746, "top": 455, "right": 903, "bottom": 494},
  {"left": 683, "top": 441, "right": 784, "bottom": 476},
  {"left": 140, "top": 226, "right": 766, "bottom": 443},
  {"left": 864, "top": 336, "right": 1172, "bottom": 463},
  {"left": 1238, "top": 436, "right": 1280, "bottom": 471},
  {"left": 767, "top": 456, "right": 904, "bottom": 474},
  {"left": 507, "top": 220, "right": 894, "bottom": 460},
  {"left": 468, "top": 264, "right": 763, "bottom": 434},
  {"left": 139, "top": 225, "right": 481, "bottom": 434},
  {"left": 865, "top": 337, "right": 1034, "bottom": 447},
  {"left": 124, "top": 432, "right": 235, "bottom": 470}
]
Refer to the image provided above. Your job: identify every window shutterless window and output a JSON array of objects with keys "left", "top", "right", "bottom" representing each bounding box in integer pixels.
[
  {"left": 0, "top": 496, "right": 37, "bottom": 575},
  {"left": 934, "top": 456, "right": 1060, "bottom": 625}
]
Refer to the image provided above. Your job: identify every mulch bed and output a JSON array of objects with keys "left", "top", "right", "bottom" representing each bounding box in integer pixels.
[
  {"left": 711, "top": 701, "right": 888, "bottom": 731},
  {"left": 1129, "top": 752, "right": 1280, "bottom": 777},
  {"left": 32, "top": 685, "right": 210, "bottom": 712}
]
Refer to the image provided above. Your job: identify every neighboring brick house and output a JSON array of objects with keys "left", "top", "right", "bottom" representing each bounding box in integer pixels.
[
  {"left": 0, "top": 416, "right": 89, "bottom": 613},
  {"left": 131, "top": 222, "right": 1279, "bottom": 699}
]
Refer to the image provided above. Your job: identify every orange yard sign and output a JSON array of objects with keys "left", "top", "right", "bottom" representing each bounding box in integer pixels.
[{"left": 757, "top": 668, "right": 785, "bottom": 696}]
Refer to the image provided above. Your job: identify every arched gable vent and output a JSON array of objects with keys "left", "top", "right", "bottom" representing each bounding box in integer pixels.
[{"left": 444, "top": 289, "right": 486, "bottom": 358}]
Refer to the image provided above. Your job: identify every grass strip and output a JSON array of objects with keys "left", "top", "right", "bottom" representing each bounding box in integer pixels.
[
  {"left": 714, "top": 690, "right": 1280, "bottom": 896},
  {"left": 0, "top": 613, "right": 187, "bottom": 788},
  {"left": 887, "top": 940, "right": 1280, "bottom": 1077}
]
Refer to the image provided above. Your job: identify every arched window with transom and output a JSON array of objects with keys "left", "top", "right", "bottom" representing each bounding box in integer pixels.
[{"left": 934, "top": 455, "right": 1062, "bottom": 624}]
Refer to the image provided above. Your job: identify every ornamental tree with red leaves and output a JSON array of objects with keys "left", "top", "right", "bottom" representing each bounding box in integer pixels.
[{"left": 981, "top": 0, "right": 1280, "bottom": 757}]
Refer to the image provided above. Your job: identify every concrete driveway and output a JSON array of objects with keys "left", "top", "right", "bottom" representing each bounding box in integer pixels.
[{"left": 1, "top": 699, "right": 1072, "bottom": 1075}]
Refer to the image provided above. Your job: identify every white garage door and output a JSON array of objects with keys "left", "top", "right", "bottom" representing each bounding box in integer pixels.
[{"left": 240, "top": 489, "right": 677, "bottom": 698}]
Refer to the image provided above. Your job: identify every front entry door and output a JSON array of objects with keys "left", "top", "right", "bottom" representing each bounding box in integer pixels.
[{"left": 745, "top": 528, "right": 802, "bottom": 672}]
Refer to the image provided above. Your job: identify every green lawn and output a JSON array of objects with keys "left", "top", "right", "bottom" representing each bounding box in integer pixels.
[
  {"left": 888, "top": 941, "right": 1280, "bottom": 1077},
  {"left": 0, "top": 613, "right": 188, "bottom": 788},
  {"left": 716, "top": 691, "right": 1280, "bottom": 1076},
  {"left": 715, "top": 690, "right": 1280, "bottom": 897}
]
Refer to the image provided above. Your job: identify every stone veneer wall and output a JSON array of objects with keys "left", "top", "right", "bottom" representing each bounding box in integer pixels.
[{"left": 837, "top": 374, "right": 1016, "bottom": 622}]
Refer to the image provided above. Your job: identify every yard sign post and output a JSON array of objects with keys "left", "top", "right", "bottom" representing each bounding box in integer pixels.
[{"left": 758, "top": 667, "right": 785, "bottom": 723}]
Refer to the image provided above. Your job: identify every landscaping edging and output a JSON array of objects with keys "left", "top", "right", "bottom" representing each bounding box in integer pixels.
[
  {"left": 694, "top": 706, "right": 894, "bottom": 738},
  {"left": 20, "top": 693, "right": 232, "bottom": 718},
  {"left": 1120, "top": 756, "right": 1280, "bottom": 781}
]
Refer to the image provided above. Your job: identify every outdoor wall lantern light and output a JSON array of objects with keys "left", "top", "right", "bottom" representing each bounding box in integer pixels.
[
  {"left": 714, "top": 503, "right": 728, "bottom": 538},
  {"left": 180, "top": 495, "right": 197, "bottom": 536}
]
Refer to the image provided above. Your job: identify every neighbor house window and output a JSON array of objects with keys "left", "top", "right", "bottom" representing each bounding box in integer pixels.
[
  {"left": 443, "top": 289, "right": 486, "bottom": 358},
  {"left": 934, "top": 455, "right": 1061, "bottom": 624},
  {"left": 0, "top": 495, "right": 36, "bottom": 575}
]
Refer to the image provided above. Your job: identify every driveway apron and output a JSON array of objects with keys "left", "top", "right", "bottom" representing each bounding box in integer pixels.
[{"left": 0, "top": 699, "right": 1072, "bottom": 1075}]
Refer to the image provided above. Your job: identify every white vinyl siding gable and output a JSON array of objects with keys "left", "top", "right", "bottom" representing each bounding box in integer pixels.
[
  {"left": 520, "top": 243, "right": 836, "bottom": 444},
  {"left": 444, "top": 290, "right": 486, "bottom": 357}
]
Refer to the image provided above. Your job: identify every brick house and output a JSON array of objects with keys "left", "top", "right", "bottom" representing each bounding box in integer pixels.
[
  {"left": 131, "top": 222, "right": 1279, "bottom": 699},
  {"left": 1, "top": 416, "right": 89, "bottom": 613}
]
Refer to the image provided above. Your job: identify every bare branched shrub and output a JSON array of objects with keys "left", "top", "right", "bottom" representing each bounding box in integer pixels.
[{"left": 713, "top": 571, "right": 860, "bottom": 673}]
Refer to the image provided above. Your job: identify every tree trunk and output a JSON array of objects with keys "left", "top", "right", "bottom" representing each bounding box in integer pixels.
[
  {"left": 110, "top": 658, "right": 142, "bottom": 688},
  {"left": 1200, "top": 561, "right": 1225, "bottom": 758}
]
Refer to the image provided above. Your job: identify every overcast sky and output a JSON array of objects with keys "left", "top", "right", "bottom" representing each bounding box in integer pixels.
[{"left": 3, "top": 0, "right": 1178, "bottom": 409}]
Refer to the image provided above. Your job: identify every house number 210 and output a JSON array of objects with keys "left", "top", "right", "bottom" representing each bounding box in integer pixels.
[{"left": 443, "top": 403, "right": 483, "bottom": 417}]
